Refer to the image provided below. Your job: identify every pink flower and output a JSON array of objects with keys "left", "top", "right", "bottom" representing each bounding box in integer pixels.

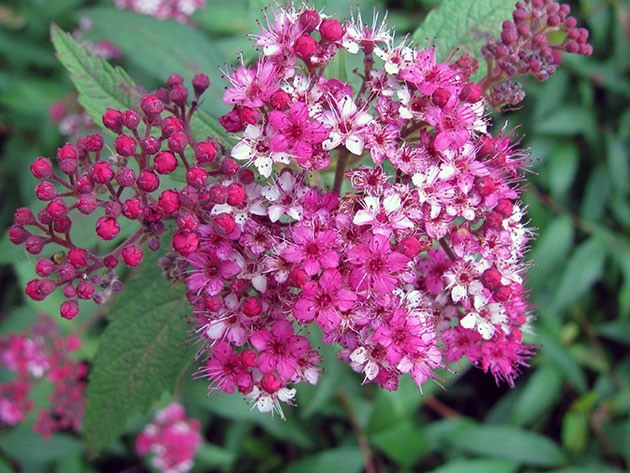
[
  {"left": 294, "top": 269, "right": 357, "bottom": 331},
  {"left": 185, "top": 251, "right": 241, "bottom": 296},
  {"left": 347, "top": 232, "right": 410, "bottom": 294},
  {"left": 320, "top": 94, "right": 373, "bottom": 155},
  {"left": 269, "top": 102, "right": 330, "bottom": 161},
  {"left": 223, "top": 58, "right": 279, "bottom": 108},
  {"left": 199, "top": 342, "right": 252, "bottom": 394},
  {"left": 250, "top": 320, "right": 309, "bottom": 380},
  {"left": 282, "top": 223, "right": 339, "bottom": 276}
]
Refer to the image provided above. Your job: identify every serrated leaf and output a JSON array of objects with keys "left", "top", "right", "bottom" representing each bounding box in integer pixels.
[
  {"left": 280, "top": 447, "right": 363, "bottom": 473},
  {"left": 447, "top": 424, "right": 568, "bottom": 467},
  {"left": 84, "top": 251, "right": 192, "bottom": 456},
  {"left": 412, "top": 0, "right": 514, "bottom": 67},
  {"left": 50, "top": 24, "right": 232, "bottom": 145}
]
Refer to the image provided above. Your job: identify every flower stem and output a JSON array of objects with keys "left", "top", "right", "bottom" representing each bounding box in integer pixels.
[
  {"left": 333, "top": 148, "right": 349, "bottom": 194},
  {"left": 337, "top": 387, "right": 378, "bottom": 473}
]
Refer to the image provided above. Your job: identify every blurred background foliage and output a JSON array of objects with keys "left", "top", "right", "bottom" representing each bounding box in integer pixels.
[{"left": 0, "top": 0, "right": 628, "bottom": 472}]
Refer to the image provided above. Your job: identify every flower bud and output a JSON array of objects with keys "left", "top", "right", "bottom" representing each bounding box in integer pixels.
[
  {"left": 102, "top": 108, "right": 123, "bottom": 133},
  {"left": 115, "top": 134, "right": 137, "bottom": 157},
  {"left": 172, "top": 231, "right": 199, "bottom": 256},
  {"left": 319, "top": 19, "right": 343, "bottom": 41},
  {"left": 475, "top": 176, "right": 495, "bottom": 196},
  {"left": 209, "top": 185, "right": 229, "bottom": 204},
  {"left": 161, "top": 116, "right": 183, "bottom": 137},
  {"left": 104, "top": 255, "right": 119, "bottom": 269},
  {"left": 147, "top": 238, "right": 160, "bottom": 252},
  {"left": 219, "top": 109, "right": 242, "bottom": 132},
  {"left": 495, "top": 199, "right": 513, "bottom": 218},
  {"left": 192, "top": 73, "right": 210, "bottom": 96},
  {"left": 143, "top": 204, "right": 163, "bottom": 223},
  {"left": 86, "top": 134, "right": 104, "bottom": 152},
  {"left": 104, "top": 201, "right": 123, "bottom": 218},
  {"left": 121, "top": 110, "right": 141, "bottom": 130},
  {"left": 195, "top": 141, "right": 218, "bottom": 165},
  {"left": 77, "top": 194, "right": 98, "bottom": 215},
  {"left": 46, "top": 199, "right": 68, "bottom": 219},
  {"left": 141, "top": 94, "right": 164, "bottom": 116},
  {"left": 25, "top": 235, "right": 44, "bottom": 254},
  {"left": 96, "top": 217, "right": 120, "bottom": 240},
  {"left": 54, "top": 216, "right": 72, "bottom": 234},
  {"left": 154, "top": 151, "right": 178, "bottom": 174},
  {"left": 15, "top": 207, "right": 36, "bottom": 225},
  {"left": 220, "top": 159, "right": 239, "bottom": 176},
  {"left": 185, "top": 167, "right": 208, "bottom": 189},
  {"left": 238, "top": 107, "right": 260, "bottom": 125},
  {"left": 166, "top": 73, "right": 184, "bottom": 88},
  {"left": 295, "top": 34, "right": 318, "bottom": 59},
  {"left": 59, "top": 157, "right": 78, "bottom": 175},
  {"left": 116, "top": 167, "right": 137, "bottom": 187},
  {"left": 213, "top": 213, "right": 235, "bottom": 236},
  {"left": 459, "top": 83, "right": 481, "bottom": 103},
  {"left": 122, "top": 198, "right": 143, "bottom": 219},
  {"left": 57, "top": 262, "right": 76, "bottom": 282},
  {"left": 31, "top": 157, "right": 54, "bottom": 179},
  {"left": 177, "top": 212, "right": 199, "bottom": 230},
  {"left": 168, "top": 133, "right": 188, "bottom": 153},
  {"left": 75, "top": 175, "right": 94, "bottom": 194},
  {"left": 431, "top": 88, "right": 450, "bottom": 107},
  {"left": 237, "top": 168, "right": 255, "bottom": 185},
  {"left": 137, "top": 170, "right": 160, "bottom": 192},
  {"left": 9, "top": 225, "right": 28, "bottom": 244},
  {"left": 142, "top": 136, "right": 162, "bottom": 155},
  {"left": 91, "top": 161, "right": 115, "bottom": 184},
  {"left": 60, "top": 300, "right": 80, "bottom": 320},
  {"left": 67, "top": 248, "right": 88, "bottom": 268},
  {"left": 35, "top": 258, "right": 54, "bottom": 277},
  {"left": 299, "top": 10, "right": 319, "bottom": 33},
  {"left": 122, "top": 245, "right": 144, "bottom": 267},
  {"left": 242, "top": 296, "right": 262, "bottom": 316},
  {"left": 269, "top": 90, "right": 290, "bottom": 110},
  {"left": 76, "top": 280, "right": 95, "bottom": 299},
  {"left": 227, "top": 183, "right": 246, "bottom": 205},
  {"left": 158, "top": 189, "right": 180, "bottom": 214},
  {"left": 169, "top": 85, "right": 189, "bottom": 107}
]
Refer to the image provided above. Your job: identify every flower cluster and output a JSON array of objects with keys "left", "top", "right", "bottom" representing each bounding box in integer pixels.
[
  {"left": 0, "top": 314, "right": 85, "bottom": 438},
  {"left": 10, "top": 0, "right": 592, "bottom": 417},
  {"left": 112, "top": 0, "right": 205, "bottom": 22},
  {"left": 479, "top": 0, "right": 593, "bottom": 108},
  {"left": 135, "top": 403, "right": 202, "bottom": 473}
]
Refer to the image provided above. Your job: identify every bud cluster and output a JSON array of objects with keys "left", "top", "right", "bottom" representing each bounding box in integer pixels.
[
  {"left": 480, "top": 0, "right": 593, "bottom": 108},
  {"left": 111, "top": 0, "right": 206, "bottom": 22},
  {"left": 135, "top": 402, "right": 202, "bottom": 473},
  {"left": 0, "top": 315, "right": 85, "bottom": 438},
  {"left": 10, "top": 73, "right": 216, "bottom": 319}
]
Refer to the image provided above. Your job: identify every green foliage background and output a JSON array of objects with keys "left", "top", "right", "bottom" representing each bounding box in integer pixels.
[{"left": 0, "top": 0, "right": 628, "bottom": 472}]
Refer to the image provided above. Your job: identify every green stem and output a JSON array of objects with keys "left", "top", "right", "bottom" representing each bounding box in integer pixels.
[{"left": 333, "top": 148, "right": 349, "bottom": 194}]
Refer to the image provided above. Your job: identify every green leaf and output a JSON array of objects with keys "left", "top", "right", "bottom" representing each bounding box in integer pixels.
[
  {"left": 412, "top": 0, "right": 514, "bottom": 66},
  {"left": 606, "top": 133, "right": 629, "bottom": 195},
  {"left": 510, "top": 365, "right": 563, "bottom": 426},
  {"left": 561, "top": 410, "right": 589, "bottom": 454},
  {"left": 195, "top": 444, "right": 236, "bottom": 470},
  {"left": 550, "top": 237, "right": 608, "bottom": 314},
  {"left": 0, "top": 430, "right": 84, "bottom": 464},
  {"left": 50, "top": 24, "right": 232, "bottom": 145},
  {"left": 427, "top": 458, "right": 519, "bottom": 473},
  {"left": 547, "top": 142, "right": 578, "bottom": 198},
  {"left": 280, "top": 447, "right": 363, "bottom": 473},
  {"left": 370, "top": 421, "right": 428, "bottom": 467},
  {"left": 538, "top": 331, "right": 587, "bottom": 393},
  {"left": 527, "top": 215, "right": 574, "bottom": 288},
  {"left": 84, "top": 251, "right": 193, "bottom": 456},
  {"left": 447, "top": 424, "right": 568, "bottom": 467}
]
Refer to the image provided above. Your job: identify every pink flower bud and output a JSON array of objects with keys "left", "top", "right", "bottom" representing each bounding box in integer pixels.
[
  {"left": 269, "top": 90, "right": 290, "bottom": 110},
  {"left": 35, "top": 181, "right": 57, "bottom": 201},
  {"left": 172, "top": 231, "right": 199, "bottom": 256},
  {"left": 227, "top": 183, "right": 246, "bottom": 205},
  {"left": 161, "top": 116, "right": 184, "bottom": 137},
  {"left": 493, "top": 284, "right": 511, "bottom": 302},
  {"left": 67, "top": 248, "right": 88, "bottom": 268},
  {"left": 158, "top": 189, "right": 180, "bottom": 214},
  {"left": 481, "top": 268, "right": 501, "bottom": 290},
  {"left": 195, "top": 141, "right": 218, "bottom": 165},
  {"left": 238, "top": 107, "right": 260, "bottom": 125},
  {"left": 299, "top": 10, "right": 319, "bottom": 33},
  {"left": 96, "top": 217, "right": 120, "bottom": 240},
  {"left": 92, "top": 161, "right": 115, "bottom": 184},
  {"left": 431, "top": 88, "right": 450, "bottom": 107},
  {"left": 475, "top": 176, "right": 495, "bottom": 196},
  {"left": 57, "top": 262, "right": 76, "bottom": 282},
  {"left": 116, "top": 167, "right": 137, "bottom": 187},
  {"left": 14, "top": 207, "right": 36, "bottom": 225},
  {"left": 137, "top": 170, "right": 160, "bottom": 192},
  {"left": 77, "top": 194, "right": 98, "bottom": 215},
  {"left": 122, "top": 198, "right": 142, "bottom": 220},
  {"left": 63, "top": 282, "right": 77, "bottom": 299},
  {"left": 37, "top": 208, "right": 53, "bottom": 225},
  {"left": 59, "top": 157, "right": 78, "bottom": 176},
  {"left": 57, "top": 144, "right": 78, "bottom": 162},
  {"left": 86, "top": 134, "right": 104, "bottom": 152},
  {"left": 295, "top": 34, "right": 318, "bottom": 59},
  {"left": 115, "top": 134, "right": 137, "bottom": 157},
  {"left": 220, "top": 159, "right": 239, "bottom": 176},
  {"left": 76, "top": 280, "right": 95, "bottom": 299},
  {"left": 169, "top": 85, "right": 188, "bottom": 107},
  {"left": 192, "top": 73, "right": 210, "bottom": 96},
  {"left": 60, "top": 301, "right": 80, "bottom": 320},
  {"left": 25, "top": 280, "right": 44, "bottom": 301},
  {"left": 213, "top": 213, "right": 236, "bottom": 235},
  {"left": 399, "top": 235, "right": 422, "bottom": 257},
  {"left": 141, "top": 94, "right": 164, "bottom": 116},
  {"left": 143, "top": 204, "right": 163, "bottom": 223},
  {"left": 121, "top": 110, "right": 141, "bottom": 130},
  {"left": 36, "top": 258, "right": 55, "bottom": 277},
  {"left": 237, "top": 168, "right": 255, "bottom": 185},
  {"left": 153, "top": 151, "right": 177, "bottom": 174},
  {"left": 242, "top": 296, "right": 262, "bottom": 316},
  {"left": 495, "top": 199, "right": 513, "bottom": 218},
  {"left": 38, "top": 279, "right": 58, "bottom": 297},
  {"left": 166, "top": 73, "right": 184, "bottom": 88},
  {"left": 31, "top": 157, "right": 54, "bottom": 179},
  {"left": 185, "top": 167, "right": 208, "bottom": 189},
  {"left": 9, "top": 225, "right": 28, "bottom": 244},
  {"left": 501, "top": 28, "right": 518, "bottom": 44},
  {"left": 209, "top": 185, "right": 228, "bottom": 204},
  {"left": 75, "top": 175, "right": 94, "bottom": 194},
  {"left": 176, "top": 212, "right": 199, "bottom": 231},
  {"left": 25, "top": 235, "right": 44, "bottom": 254},
  {"left": 261, "top": 373, "right": 282, "bottom": 393},
  {"left": 459, "top": 83, "right": 481, "bottom": 103},
  {"left": 54, "top": 216, "right": 71, "bottom": 234},
  {"left": 142, "top": 136, "right": 162, "bottom": 155},
  {"left": 46, "top": 199, "right": 67, "bottom": 219},
  {"left": 104, "top": 255, "right": 119, "bottom": 269},
  {"left": 102, "top": 108, "right": 123, "bottom": 133},
  {"left": 167, "top": 133, "right": 188, "bottom": 153},
  {"left": 122, "top": 245, "right": 144, "bottom": 267},
  {"left": 319, "top": 19, "right": 343, "bottom": 41},
  {"left": 484, "top": 212, "right": 503, "bottom": 229}
]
